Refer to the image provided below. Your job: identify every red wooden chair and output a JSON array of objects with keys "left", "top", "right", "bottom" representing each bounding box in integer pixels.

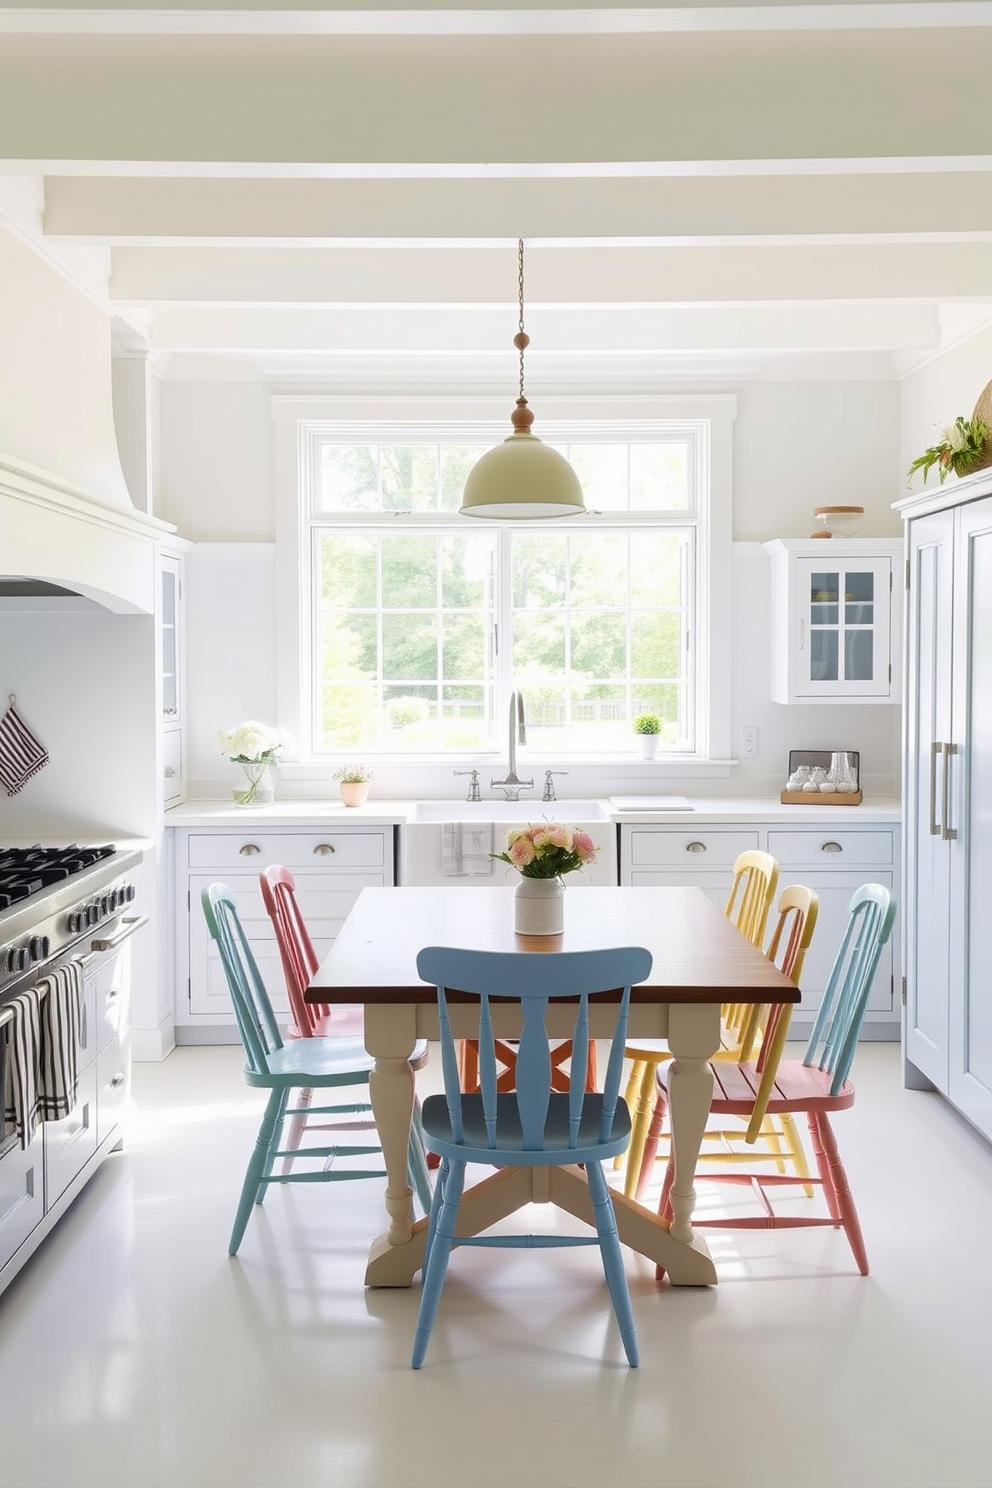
[{"left": 259, "top": 864, "right": 433, "bottom": 1204}]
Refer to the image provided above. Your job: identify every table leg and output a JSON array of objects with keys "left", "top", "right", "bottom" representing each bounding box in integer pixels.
[
  {"left": 665, "top": 1004, "right": 718, "bottom": 1248},
  {"left": 364, "top": 1005, "right": 418, "bottom": 1251}
]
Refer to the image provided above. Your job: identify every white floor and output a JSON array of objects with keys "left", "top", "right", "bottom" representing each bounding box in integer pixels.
[{"left": 1, "top": 1043, "right": 991, "bottom": 1488}]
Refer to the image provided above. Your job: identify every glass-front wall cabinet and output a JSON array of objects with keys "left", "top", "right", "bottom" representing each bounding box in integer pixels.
[{"left": 764, "top": 541, "right": 900, "bottom": 705}]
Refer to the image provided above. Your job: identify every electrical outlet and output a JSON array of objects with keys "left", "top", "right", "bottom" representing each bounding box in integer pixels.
[{"left": 740, "top": 726, "right": 758, "bottom": 759}]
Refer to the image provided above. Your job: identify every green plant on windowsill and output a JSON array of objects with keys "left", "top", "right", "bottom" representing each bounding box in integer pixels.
[
  {"left": 908, "top": 416, "right": 989, "bottom": 486},
  {"left": 633, "top": 713, "right": 661, "bottom": 735},
  {"left": 332, "top": 763, "right": 373, "bottom": 784}
]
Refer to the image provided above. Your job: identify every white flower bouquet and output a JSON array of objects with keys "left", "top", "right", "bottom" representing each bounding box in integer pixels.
[
  {"left": 215, "top": 720, "right": 289, "bottom": 766},
  {"left": 216, "top": 721, "right": 290, "bottom": 805}
]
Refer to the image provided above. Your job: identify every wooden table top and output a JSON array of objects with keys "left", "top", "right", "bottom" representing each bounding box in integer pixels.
[{"left": 307, "top": 885, "right": 800, "bottom": 1006}]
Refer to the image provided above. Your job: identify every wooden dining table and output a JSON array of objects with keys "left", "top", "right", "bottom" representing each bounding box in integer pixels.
[{"left": 306, "top": 884, "right": 799, "bottom": 1287}]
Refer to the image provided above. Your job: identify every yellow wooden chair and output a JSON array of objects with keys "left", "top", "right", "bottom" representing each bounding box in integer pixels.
[
  {"left": 629, "top": 883, "right": 819, "bottom": 1202},
  {"left": 618, "top": 850, "right": 781, "bottom": 1197}
]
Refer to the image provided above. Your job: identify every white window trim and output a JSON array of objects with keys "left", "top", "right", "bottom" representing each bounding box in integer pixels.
[{"left": 273, "top": 393, "right": 736, "bottom": 779}]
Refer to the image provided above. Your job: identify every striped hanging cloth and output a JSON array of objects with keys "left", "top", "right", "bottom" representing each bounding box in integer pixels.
[
  {"left": 0, "top": 699, "right": 49, "bottom": 796},
  {"left": 36, "top": 961, "right": 84, "bottom": 1121},
  {"left": 2, "top": 989, "right": 43, "bottom": 1148}
]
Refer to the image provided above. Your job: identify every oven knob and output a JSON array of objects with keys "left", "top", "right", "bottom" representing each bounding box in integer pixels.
[
  {"left": 86, "top": 905, "right": 101, "bottom": 926},
  {"left": 99, "top": 896, "right": 111, "bottom": 917},
  {"left": 67, "top": 910, "right": 85, "bottom": 934},
  {"left": 6, "top": 945, "right": 30, "bottom": 972},
  {"left": 124, "top": 884, "right": 136, "bottom": 903},
  {"left": 29, "top": 936, "right": 50, "bottom": 961}
]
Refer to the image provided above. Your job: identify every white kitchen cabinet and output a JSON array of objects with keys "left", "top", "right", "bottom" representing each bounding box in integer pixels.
[
  {"left": 620, "top": 818, "right": 899, "bottom": 1031},
  {"left": 173, "top": 824, "right": 395, "bottom": 1038},
  {"left": 901, "top": 482, "right": 992, "bottom": 1141},
  {"left": 763, "top": 539, "right": 902, "bottom": 704}
]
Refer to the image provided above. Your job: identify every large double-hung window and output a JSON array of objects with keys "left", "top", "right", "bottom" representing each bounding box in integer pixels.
[{"left": 280, "top": 404, "right": 732, "bottom": 764}]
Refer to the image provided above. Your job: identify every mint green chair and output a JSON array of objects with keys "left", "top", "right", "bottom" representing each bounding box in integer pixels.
[{"left": 201, "top": 882, "right": 431, "bottom": 1255}]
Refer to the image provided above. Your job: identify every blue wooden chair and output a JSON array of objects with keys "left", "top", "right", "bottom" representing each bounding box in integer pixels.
[
  {"left": 201, "top": 883, "right": 433, "bottom": 1256},
  {"left": 652, "top": 883, "right": 896, "bottom": 1276},
  {"left": 411, "top": 943, "right": 653, "bottom": 1370}
]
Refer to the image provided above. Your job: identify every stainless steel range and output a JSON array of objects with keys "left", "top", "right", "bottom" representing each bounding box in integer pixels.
[
  {"left": 0, "top": 844, "right": 141, "bottom": 995},
  {"left": 0, "top": 842, "right": 145, "bottom": 1298}
]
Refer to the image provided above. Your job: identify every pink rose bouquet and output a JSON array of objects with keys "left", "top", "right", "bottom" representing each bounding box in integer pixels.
[{"left": 494, "top": 821, "right": 600, "bottom": 881}]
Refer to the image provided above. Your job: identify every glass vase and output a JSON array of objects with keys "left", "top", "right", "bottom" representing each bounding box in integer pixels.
[
  {"left": 514, "top": 876, "right": 565, "bottom": 936},
  {"left": 234, "top": 760, "right": 274, "bottom": 807}
]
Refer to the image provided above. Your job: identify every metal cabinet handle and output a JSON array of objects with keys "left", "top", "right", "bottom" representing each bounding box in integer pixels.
[
  {"left": 164, "top": 765, "right": 176, "bottom": 778},
  {"left": 109, "top": 1073, "right": 126, "bottom": 1090},
  {"left": 685, "top": 841, "right": 707, "bottom": 853},
  {"left": 930, "top": 741, "right": 942, "bottom": 837},
  {"left": 942, "top": 742, "right": 958, "bottom": 841},
  {"left": 238, "top": 843, "right": 261, "bottom": 856},
  {"left": 821, "top": 841, "right": 843, "bottom": 853},
  {"left": 799, "top": 617, "right": 805, "bottom": 651},
  {"left": 312, "top": 843, "right": 336, "bottom": 856}
]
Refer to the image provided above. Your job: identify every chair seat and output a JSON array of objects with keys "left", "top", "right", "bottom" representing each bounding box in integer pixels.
[
  {"left": 421, "top": 1091, "right": 632, "bottom": 1165},
  {"left": 659, "top": 1058, "right": 855, "bottom": 1115},
  {"left": 246, "top": 1034, "right": 430, "bottom": 1086}
]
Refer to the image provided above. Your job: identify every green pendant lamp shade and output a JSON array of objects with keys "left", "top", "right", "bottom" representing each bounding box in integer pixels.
[{"left": 460, "top": 241, "right": 585, "bottom": 520}]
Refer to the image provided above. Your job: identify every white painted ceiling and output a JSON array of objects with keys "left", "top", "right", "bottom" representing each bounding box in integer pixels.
[{"left": 3, "top": 1, "right": 992, "bottom": 391}]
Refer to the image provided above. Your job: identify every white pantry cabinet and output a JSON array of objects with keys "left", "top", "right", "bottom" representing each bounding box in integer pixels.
[
  {"left": 172, "top": 822, "right": 395, "bottom": 1040},
  {"left": 158, "top": 542, "right": 190, "bottom": 809},
  {"left": 620, "top": 816, "right": 899, "bottom": 1032},
  {"left": 900, "top": 479, "right": 992, "bottom": 1141},
  {"left": 764, "top": 539, "right": 902, "bottom": 704}
]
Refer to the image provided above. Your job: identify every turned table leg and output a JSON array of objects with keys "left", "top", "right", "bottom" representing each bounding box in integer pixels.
[
  {"left": 364, "top": 1004, "right": 419, "bottom": 1248},
  {"left": 665, "top": 1004, "right": 718, "bottom": 1247}
]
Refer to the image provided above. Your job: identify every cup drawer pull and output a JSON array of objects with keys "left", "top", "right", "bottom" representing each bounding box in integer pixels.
[
  {"left": 821, "top": 841, "right": 843, "bottom": 853},
  {"left": 312, "top": 843, "right": 336, "bottom": 855},
  {"left": 685, "top": 841, "right": 707, "bottom": 853},
  {"left": 238, "top": 844, "right": 261, "bottom": 856}
]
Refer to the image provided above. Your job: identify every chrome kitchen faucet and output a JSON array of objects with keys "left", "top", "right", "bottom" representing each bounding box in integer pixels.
[{"left": 490, "top": 690, "right": 534, "bottom": 801}]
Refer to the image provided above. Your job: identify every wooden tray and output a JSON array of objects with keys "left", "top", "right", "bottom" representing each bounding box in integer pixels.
[{"left": 780, "top": 790, "right": 863, "bottom": 806}]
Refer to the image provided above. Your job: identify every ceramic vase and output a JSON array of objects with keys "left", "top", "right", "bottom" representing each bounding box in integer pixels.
[
  {"left": 636, "top": 734, "right": 659, "bottom": 760},
  {"left": 339, "top": 780, "right": 369, "bottom": 807},
  {"left": 514, "top": 875, "right": 565, "bottom": 936},
  {"left": 234, "top": 760, "right": 274, "bottom": 807}
]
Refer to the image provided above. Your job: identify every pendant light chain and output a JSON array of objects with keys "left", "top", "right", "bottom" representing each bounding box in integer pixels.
[{"left": 517, "top": 237, "right": 526, "bottom": 403}]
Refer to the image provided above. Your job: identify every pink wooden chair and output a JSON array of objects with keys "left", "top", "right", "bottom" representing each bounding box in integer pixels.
[
  {"left": 652, "top": 884, "right": 895, "bottom": 1277},
  {"left": 259, "top": 865, "right": 432, "bottom": 1204}
]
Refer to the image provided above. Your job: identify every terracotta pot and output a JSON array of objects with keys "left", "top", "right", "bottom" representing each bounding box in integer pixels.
[{"left": 339, "top": 780, "right": 369, "bottom": 807}]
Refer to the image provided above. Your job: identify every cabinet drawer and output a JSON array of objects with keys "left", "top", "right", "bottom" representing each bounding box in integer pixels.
[
  {"left": 0, "top": 1133, "right": 44, "bottom": 1273},
  {"left": 768, "top": 830, "right": 894, "bottom": 867},
  {"left": 187, "top": 831, "right": 386, "bottom": 871},
  {"left": 97, "top": 1032, "right": 130, "bottom": 1149},
  {"left": 44, "top": 1064, "right": 98, "bottom": 1208},
  {"left": 628, "top": 829, "right": 759, "bottom": 868}
]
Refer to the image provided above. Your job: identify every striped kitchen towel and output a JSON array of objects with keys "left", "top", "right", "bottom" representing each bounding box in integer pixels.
[
  {"left": 2, "top": 989, "right": 42, "bottom": 1148},
  {"left": 36, "top": 960, "right": 84, "bottom": 1121},
  {"left": 0, "top": 699, "right": 50, "bottom": 796}
]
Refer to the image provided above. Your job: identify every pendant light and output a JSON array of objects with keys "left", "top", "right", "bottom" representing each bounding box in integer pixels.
[{"left": 460, "top": 239, "right": 585, "bottom": 519}]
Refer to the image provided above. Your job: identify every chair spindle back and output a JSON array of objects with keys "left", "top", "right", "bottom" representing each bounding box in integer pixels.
[
  {"left": 803, "top": 883, "right": 896, "bottom": 1095},
  {"left": 417, "top": 946, "right": 652, "bottom": 1151},
  {"left": 201, "top": 882, "right": 284, "bottom": 1075}
]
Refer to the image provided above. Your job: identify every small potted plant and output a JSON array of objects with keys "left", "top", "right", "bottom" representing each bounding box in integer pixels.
[
  {"left": 633, "top": 712, "right": 662, "bottom": 760},
  {"left": 908, "top": 414, "right": 990, "bottom": 486},
  {"left": 333, "top": 763, "right": 372, "bottom": 807}
]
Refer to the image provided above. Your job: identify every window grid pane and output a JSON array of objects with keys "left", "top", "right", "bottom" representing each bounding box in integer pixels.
[{"left": 310, "top": 435, "right": 698, "bottom": 755}]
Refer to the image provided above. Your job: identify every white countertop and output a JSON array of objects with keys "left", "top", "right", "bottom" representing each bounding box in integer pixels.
[{"left": 165, "top": 795, "right": 901, "bottom": 827}]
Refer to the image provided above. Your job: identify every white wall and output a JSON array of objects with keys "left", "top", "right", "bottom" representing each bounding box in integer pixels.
[
  {"left": 735, "top": 381, "right": 902, "bottom": 540},
  {"left": 901, "top": 325, "right": 992, "bottom": 490},
  {"left": 158, "top": 380, "right": 273, "bottom": 541},
  {"left": 160, "top": 376, "right": 903, "bottom": 800},
  {"left": 0, "top": 224, "right": 131, "bottom": 506}
]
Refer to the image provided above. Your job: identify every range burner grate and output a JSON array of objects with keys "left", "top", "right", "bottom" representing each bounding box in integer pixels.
[{"left": 0, "top": 845, "right": 116, "bottom": 910}]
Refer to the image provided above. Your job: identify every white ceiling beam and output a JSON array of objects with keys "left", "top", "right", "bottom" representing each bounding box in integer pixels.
[
  {"left": 3, "top": 32, "right": 992, "bottom": 168},
  {"left": 144, "top": 301, "right": 939, "bottom": 352},
  {"left": 108, "top": 242, "right": 992, "bottom": 303},
  {"left": 3, "top": 3, "right": 992, "bottom": 36},
  {"left": 42, "top": 171, "right": 992, "bottom": 240}
]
